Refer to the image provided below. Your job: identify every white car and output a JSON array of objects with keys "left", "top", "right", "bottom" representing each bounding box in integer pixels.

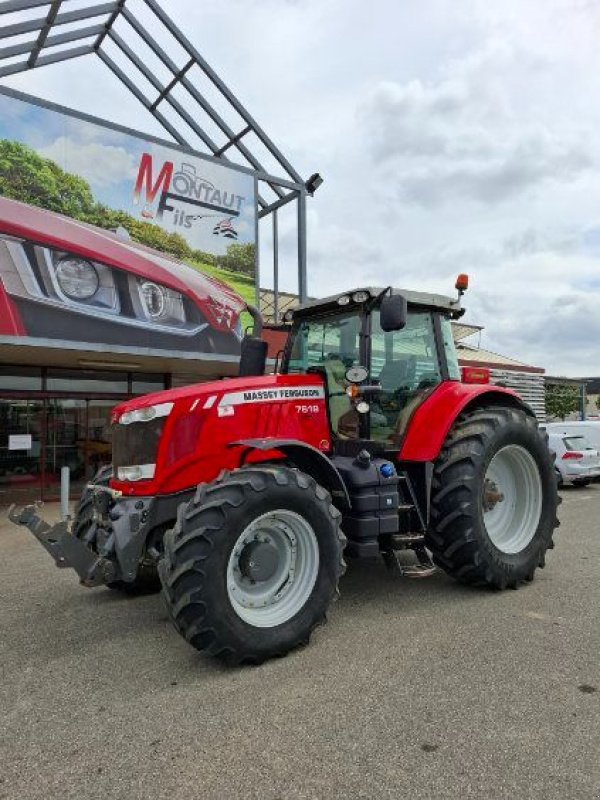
[
  {"left": 545, "top": 421, "right": 600, "bottom": 450},
  {"left": 546, "top": 431, "right": 600, "bottom": 487}
]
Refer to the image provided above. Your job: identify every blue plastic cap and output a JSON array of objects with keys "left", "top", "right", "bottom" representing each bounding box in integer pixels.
[{"left": 379, "top": 462, "right": 395, "bottom": 478}]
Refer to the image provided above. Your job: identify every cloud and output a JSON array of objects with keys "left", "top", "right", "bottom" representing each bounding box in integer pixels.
[
  {"left": 359, "top": 71, "right": 593, "bottom": 207},
  {"left": 38, "top": 136, "right": 138, "bottom": 189},
  {"left": 3, "top": 0, "right": 600, "bottom": 375}
]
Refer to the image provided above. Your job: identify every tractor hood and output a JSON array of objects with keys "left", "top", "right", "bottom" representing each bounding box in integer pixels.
[{"left": 110, "top": 373, "right": 331, "bottom": 496}]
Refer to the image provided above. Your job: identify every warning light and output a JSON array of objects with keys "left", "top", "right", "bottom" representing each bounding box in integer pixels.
[{"left": 455, "top": 273, "right": 469, "bottom": 293}]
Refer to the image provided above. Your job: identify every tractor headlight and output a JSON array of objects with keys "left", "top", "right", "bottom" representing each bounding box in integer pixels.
[
  {"left": 55, "top": 256, "right": 99, "bottom": 300},
  {"left": 117, "top": 464, "right": 156, "bottom": 481},
  {"left": 119, "top": 402, "right": 173, "bottom": 425},
  {"left": 138, "top": 280, "right": 185, "bottom": 324}
]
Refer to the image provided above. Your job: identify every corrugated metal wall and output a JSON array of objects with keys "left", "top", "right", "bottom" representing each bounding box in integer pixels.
[{"left": 489, "top": 369, "right": 546, "bottom": 421}]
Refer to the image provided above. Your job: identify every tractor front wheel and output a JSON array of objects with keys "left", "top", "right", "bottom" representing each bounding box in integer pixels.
[
  {"left": 427, "top": 406, "right": 559, "bottom": 589},
  {"left": 159, "top": 466, "right": 346, "bottom": 665}
]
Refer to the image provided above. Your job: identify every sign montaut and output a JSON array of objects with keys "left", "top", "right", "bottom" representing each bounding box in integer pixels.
[{"left": 133, "top": 153, "right": 247, "bottom": 229}]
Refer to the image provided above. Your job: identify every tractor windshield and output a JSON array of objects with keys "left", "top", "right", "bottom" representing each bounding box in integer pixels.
[
  {"left": 286, "top": 310, "right": 361, "bottom": 437},
  {"left": 285, "top": 305, "right": 460, "bottom": 443},
  {"left": 369, "top": 310, "right": 443, "bottom": 443}
]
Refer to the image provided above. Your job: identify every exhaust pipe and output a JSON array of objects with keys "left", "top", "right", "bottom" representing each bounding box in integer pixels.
[
  {"left": 245, "top": 303, "right": 263, "bottom": 336},
  {"left": 238, "top": 303, "right": 267, "bottom": 377}
]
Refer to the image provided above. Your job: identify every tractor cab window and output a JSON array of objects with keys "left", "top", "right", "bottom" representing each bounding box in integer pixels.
[
  {"left": 286, "top": 311, "right": 361, "bottom": 438},
  {"left": 369, "top": 310, "right": 442, "bottom": 443}
]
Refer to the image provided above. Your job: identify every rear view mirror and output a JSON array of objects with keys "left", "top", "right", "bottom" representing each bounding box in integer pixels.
[{"left": 379, "top": 294, "right": 407, "bottom": 332}]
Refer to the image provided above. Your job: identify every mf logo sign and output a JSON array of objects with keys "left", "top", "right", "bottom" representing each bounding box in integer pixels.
[{"left": 133, "top": 153, "right": 246, "bottom": 233}]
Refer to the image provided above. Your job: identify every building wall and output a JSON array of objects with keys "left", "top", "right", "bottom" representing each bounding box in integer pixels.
[{"left": 488, "top": 368, "right": 546, "bottom": 421}]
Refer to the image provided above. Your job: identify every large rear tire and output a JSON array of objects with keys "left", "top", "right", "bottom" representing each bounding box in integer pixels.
[
  {"left": 426, "top": 406, "right": 559, "bottom": 589},
  {"left": 159, "top": 466, "right": 346, "bottom": 665}
]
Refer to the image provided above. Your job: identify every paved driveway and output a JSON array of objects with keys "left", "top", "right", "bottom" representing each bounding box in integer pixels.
[{"left": 0, "top": 488, "right": 598, "bottom": 800}]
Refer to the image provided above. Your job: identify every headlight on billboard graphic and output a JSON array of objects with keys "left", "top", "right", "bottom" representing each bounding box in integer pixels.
[
  {"left": 55, "top": 256, "right": 100, "bottom": 300},
  {"left": 138, "top": 280, "right": 185, "bottom": 324},
  {"left": 0, "top": 235, "right": 217, "bottom": 341}
]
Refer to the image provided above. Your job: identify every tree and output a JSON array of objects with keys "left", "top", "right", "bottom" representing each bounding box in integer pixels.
[
  {"left": 545, "top": 383, "right": 579, "bottom": 420},
  {"left": 216, "top": 242, "right": 256, "bottom": 275},
  {"left": 0, "top": 139, "right": 95, "bottom": 217}
]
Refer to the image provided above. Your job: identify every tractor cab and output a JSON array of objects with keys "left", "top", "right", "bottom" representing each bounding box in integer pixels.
[{"left": 281, "top": 283, "right": 465, "bottom": 446}]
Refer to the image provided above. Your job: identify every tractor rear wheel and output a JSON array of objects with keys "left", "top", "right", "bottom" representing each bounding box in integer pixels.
[
  {"left": 427, "top": 406, "right": 559, "bottom": 589},
  {"left": 159, "top": 466, "right": 346, "bottom": 665}
]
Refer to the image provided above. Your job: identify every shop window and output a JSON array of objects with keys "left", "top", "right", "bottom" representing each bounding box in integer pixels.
[
  {"left": 46, "top": 368, "right": 128, "bottom": 394},
  {"left": 0, "top": 367, "right": 42, "bottom": 391},
  {"left": 131, "top": 372, "right": 167, "bottom": 395}
]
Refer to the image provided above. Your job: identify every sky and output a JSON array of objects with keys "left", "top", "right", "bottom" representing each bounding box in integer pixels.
[{"left": 3, "top": 0, "right": 600, "bottom": 375}]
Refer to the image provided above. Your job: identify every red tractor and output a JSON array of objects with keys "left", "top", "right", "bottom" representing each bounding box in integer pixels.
[{"left": 10, "top": 279, "right": 559, "bottom": 665}]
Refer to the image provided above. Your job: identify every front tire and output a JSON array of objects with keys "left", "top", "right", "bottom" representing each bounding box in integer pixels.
[
  {"left": 427, "top": 406, "right": 559, "bottom": 589},
  {"left": 159, "top": 466, "right": 346, "bottom": 665}
]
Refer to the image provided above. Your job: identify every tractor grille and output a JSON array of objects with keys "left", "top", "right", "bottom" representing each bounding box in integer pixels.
[{"left": 112, "top": 418, "right": 165, "bottom": 469}]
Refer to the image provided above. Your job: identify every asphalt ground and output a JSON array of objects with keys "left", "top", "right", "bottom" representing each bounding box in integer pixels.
[{"left": 0, "top": 488, "right": 599, "bottom": 800}]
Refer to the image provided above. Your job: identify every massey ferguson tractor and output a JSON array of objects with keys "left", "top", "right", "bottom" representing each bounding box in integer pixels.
[{"left": 10, "top": 278, "right": 559, "bottom": 665}]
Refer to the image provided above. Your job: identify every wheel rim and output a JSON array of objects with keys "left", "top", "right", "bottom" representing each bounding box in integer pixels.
[
  {"left": 483, "top": 444, "right": 542, "bottom": 554},
  {"left": 226, "top": 509, "right": 319, "bottom": 628}
]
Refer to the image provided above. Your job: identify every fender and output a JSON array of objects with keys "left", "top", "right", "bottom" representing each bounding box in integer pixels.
[
  {"left": 229, "top": 438, "right": 351, "bottom": 510},
  {"left": 399, "top": 382, "right": 533, "bottom": 462}
]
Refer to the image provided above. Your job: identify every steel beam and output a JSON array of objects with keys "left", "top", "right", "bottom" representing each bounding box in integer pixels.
[
  {"left": 106, "top": 31, "right": 221, "bottom": 155},
  {"left": 144, "top": 0, "right": 304, "bottom": 186},
  {"left": 97, "top": 49, "right": 188, "bottom": 146},
  {"left": 28, "top": 1, "right": 63, "bottom": 68},
  {"left": 127, "top": 5, "right": 288, "bottom": 197},
  {"left": 0, "top": 23, "right": 105, "bottom": 60},
  {"left": 0, "top": 3, "right": 119, "bottom": 40},
  {"left": 297, "top": 191, "right": 308, "bottom": 302},
  {"left": 149, "top": 57, "right": 194, "bottom": 111},
  {"left": 0, "top": 0, "right": 52, "bottom": 14},
  {"left": 258, "top": 191, "right": 299, "bottom": 219},
  {"left": 273, "top": 210, "right": 279, "bottom": 321},
  {"left": 214, "top": 125, "right": 252, "bottom": 157},
  {"left": 0, "top": 43, "right": 94, "bottom": 78},
  {"left": 93, "top": 0, "right": 125, "bottom": 51}
]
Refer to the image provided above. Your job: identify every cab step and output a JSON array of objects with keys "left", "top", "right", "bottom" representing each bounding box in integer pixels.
[{"left": 381, "top": 548, "right": 436, "bottom": 578}]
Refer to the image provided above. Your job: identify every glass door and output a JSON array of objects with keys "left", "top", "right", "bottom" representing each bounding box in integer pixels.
[
  {"left": 0, "top": 399, "right": 44, "bottom": 506},
  {"left": 85, "top": 399, "right": 115, "bottom": 480},
  {"left": 44, "top": 399, "right": 87, "bottom": 499}
]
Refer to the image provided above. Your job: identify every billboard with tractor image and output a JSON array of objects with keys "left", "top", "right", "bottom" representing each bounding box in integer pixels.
[{"left": 0, "top": 87, "right": 257, "bottom": 356}]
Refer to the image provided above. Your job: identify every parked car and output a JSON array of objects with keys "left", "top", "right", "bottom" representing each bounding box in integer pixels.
[
  {"left": 545, "top": 421, "right": 600, "bottom": 452},
  {"left": 0, "top": 197, "right": 246, "bottom": 355},
  {"left": 545, "top": 430, "right": 600, "bottom": 487}
]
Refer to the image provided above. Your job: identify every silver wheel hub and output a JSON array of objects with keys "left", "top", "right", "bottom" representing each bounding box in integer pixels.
[
  {"left": 483, "top": 444, "right": 543, "bottom": 554},
  {"left": 226, "top": 509, "right": 319, "bottom": 628}
]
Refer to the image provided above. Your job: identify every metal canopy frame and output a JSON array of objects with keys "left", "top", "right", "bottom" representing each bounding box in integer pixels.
[{"left": 0, "top": 0, "right": 316, "bottom": 306}]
